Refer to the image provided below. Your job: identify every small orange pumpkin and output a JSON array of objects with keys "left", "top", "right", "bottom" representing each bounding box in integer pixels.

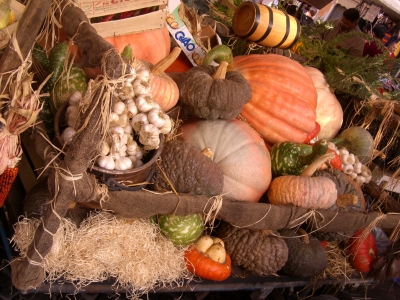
[
  {"left": 141, "top": 47, "right": 181, "bottom": 111},
  {"left": 184, "top": 236, "right": 232, "bottom": 281}
]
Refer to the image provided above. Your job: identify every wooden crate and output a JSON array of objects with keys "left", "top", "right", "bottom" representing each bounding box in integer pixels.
[
  {"left": 0, "top": 0, "right": 26, "bottom": 50},
  {"left": 75, "top": 0, "right": 167, "bottom": 38}
]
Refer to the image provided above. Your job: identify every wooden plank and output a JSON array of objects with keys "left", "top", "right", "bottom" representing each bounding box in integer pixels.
[
  {"left": 76, "top": 0, "right": 167, "bottom": 18},
  {"left": 92, "top": 9, "right": 166, "bottom": 38}
]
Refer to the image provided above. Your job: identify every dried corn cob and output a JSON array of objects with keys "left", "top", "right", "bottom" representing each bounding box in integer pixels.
[{"left": 0, "top": 166, "right": 18, "bottom": 207}]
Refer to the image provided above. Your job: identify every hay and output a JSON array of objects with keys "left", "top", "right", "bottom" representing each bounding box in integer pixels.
[
  {"left": 319, "top": 242, "right": 358, "bottom": 281},
  {"left": 11, "top": 211, "right": 193, "bottom": 298}
]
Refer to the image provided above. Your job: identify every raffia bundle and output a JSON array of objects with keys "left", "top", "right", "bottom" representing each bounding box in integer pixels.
[{"left": 11, "top": 211, "right": 193, "bottom": 298}]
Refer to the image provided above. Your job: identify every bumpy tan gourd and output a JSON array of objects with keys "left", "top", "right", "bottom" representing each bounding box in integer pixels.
[
  {"left": 267, "top": 153, "right": 337, "bottom": 210},
  {"left": 218, "top": 222, "right": 288, "bottom": 276}
]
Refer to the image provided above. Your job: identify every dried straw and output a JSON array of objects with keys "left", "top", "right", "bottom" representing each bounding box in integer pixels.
[
  {"left": 11, "top": 211, "right": 193, "bottom": 298},
  {"left": 319, "top": 242, "right": 358, "bottom": 281},
  {"left": 0, "top": 32, "right": 48, "bottom": 174}
]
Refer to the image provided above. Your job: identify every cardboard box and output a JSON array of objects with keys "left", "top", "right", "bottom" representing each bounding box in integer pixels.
[
  {"left": 75, "top": 0, "right": 167, "bottom": 38},
  {"left": 0, "top": 0, "right": 26, "bottom": 50},
  {"left": 166, "top": 0, "right": 221, "bottom": 67}
]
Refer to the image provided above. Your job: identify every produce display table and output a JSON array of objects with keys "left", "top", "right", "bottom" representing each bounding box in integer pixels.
[
  {"left": 0, "top": 1, "right": 399, "bottom": 299},
  {"left": 18, "top": 273, "right": 369, "bottom": 298}
]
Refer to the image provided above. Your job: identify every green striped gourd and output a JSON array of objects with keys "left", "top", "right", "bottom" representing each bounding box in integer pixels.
[
  {"left": 155, "top": 213, "right": 203, "bottom": 247},
  {"left": 270, "top": 139, "right": 328, "bottom": 177},
  {"left": 50, "top": 65, "right": 87, "bottom": 114}
]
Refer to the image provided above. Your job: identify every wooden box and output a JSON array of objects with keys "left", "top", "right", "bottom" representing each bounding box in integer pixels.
[{"left": 74, "top": 0, "right": 167, "bottom": 38}]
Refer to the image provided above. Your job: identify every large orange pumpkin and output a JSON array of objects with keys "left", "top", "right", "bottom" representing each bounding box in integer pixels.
[
  {"left": 232, "top": 54, "right": 318, "bottom": 149},
  {"left": 179, "top": 118, "right": 272, "bottom": 202},
  {"left": 81, "top": 27, "right": 172, "bottom": 79},
  {"left": 104, "top": 27, "right": 171, "bottom": 65}
]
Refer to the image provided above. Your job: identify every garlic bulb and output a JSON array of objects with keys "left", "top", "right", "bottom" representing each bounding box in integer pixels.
[
  {"left": 147, "top": 107, "right": 166, "bottom": 128},
  {"left": 61, "top": 127, "right": 76, "bottom": 145},
  {"left": 123, "top": 124, "right": 133, "bottom": 135},
  {"left": 338, "top": 147, "right": 373, "bottom": 186},
  {"left": 126, "top": 99, "right": 138, "bottom": 117},
  {"left": 127, "top": 155, "right": 138, "bottom": 165},
  {"left": 114, "top": 156, "right": 132, "bottom": 171},
  {"left": 139, "top": 124, "right": 160, "bottom": 150},
  {"left": 97, "top": 155, "right": 115, "bottom": 170},
  {"left": 69, "top": 91, "right": 82, "bottom": 106},
  {"left": 133, "top": 79, "right": 151, "bottom": 96},
  {"left": 109, "top": 112, "right": 119, "bottom": 123},
  {"left": 135, "top": 66, "right": 150, "bottom": 81},
  {"left": 160, "top": 116, "right": 173, "bottom": 135},
  {"left": 126, "top": 140, "right": 139, "bottom": 156},
  {"left": 110, "top": 126, "right": 125, "bottom": 136},
  {"left": 131, "top": 112, "right": 149, "bottom": 133},
  {"left": 110, "top": 112, "right": 128, "bottom": 127},
  {"left": 113, "top": 101, "right": 126, "bottom": 115},
  {"left": 136, "top": 94, "right": 154, "bottom": 112},
  {"left": 120, "top": 86, "right": 135, "bottom": 100},
  {"left": 66, "top": 105, "right": 79, "bottom": 120}
]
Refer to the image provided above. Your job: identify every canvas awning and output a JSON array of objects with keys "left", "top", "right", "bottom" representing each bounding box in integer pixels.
[{"left": 370, "top": 0, "right": 400, "bottom": 21}]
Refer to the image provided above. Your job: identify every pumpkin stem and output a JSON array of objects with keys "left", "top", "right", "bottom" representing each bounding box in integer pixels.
[
  {"left": 300, "top": 152, "right": 335, "bottom": 177},
  {"left": 297, "top": 228, "right": 309, "bottom": 244},
  {"left": 336, "top": 194, "right": 358, "bottom": 207},
  {"left": 201, "top": 147, "right": 213, "bottom": 158},
  {"left": 151, "top": 47, "right": 182, "bottom": 76},
  {"left": 297, "top": 139, "right": 329, "bottom": 171},
  {"left": 212, "top": 61, "right": 228, "bottom": 79},
  {"left": 202, "top": 45, "right": 233, "bottom": 70}
]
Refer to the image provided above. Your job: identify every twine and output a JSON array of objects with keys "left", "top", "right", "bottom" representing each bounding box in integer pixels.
[
  {"left": 203, "top": 195, "right": 224, "bottom": 232},
  {"left": 54, "top": 163, "right": 83, "bottom": 197},
  {"left": 230, "top": 204, "right": 272, "bottom": 229}
]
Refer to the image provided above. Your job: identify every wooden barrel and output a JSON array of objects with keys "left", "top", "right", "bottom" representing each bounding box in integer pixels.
[{"left": 232, "top": 2, "right": 301, "bottom": 49}]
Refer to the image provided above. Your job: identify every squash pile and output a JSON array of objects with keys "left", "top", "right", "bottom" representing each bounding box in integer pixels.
[{"left": 33, "top": 32, "right": 381, "bottom": 284}]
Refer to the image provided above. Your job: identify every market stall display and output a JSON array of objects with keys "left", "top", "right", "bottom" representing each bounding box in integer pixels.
[{"left": 0, "top": 0, "right": 399, "bottom": 299}]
